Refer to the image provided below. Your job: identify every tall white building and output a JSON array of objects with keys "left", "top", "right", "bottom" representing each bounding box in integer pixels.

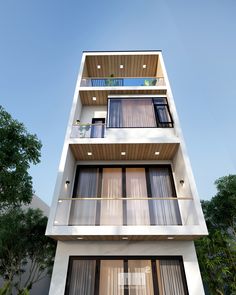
[{"left": 46, "top": 51, "right": 208, "bottom": 294}]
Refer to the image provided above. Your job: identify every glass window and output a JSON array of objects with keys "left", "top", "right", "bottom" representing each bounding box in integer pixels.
[
  {"left": 153, "top": 98, "right": 173, "bottom": 128},
  {"left": 100, "top": 168, "right": 123, "bottom": 225},
  {"left": 158, "top": 259, "right": 187, "bottom": 294},
  {"left": 109, "top": 98, "right": 157, "bottom": 128},
  {"left": 65, "top": 257, "right": 188, "bottom": 295},
  {"left": 69, "top": 167, "right": 99, "bottom": 225},
  {"left": 108, "top": 98, "right": 173, "bottom": 128},
  {"left": 70, "top": 165, "right": 181, "bottom": 226},
  {"left": 66, "top": 260, "right": 96, "bottom": 295},
  {"left": 99, "top": 260, "right": 124, "bottom": 294}
]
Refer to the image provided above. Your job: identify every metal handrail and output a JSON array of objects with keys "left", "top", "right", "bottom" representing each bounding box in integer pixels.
[
  {"left": 58, "top": 197, "right": 193, "bottom": 201},
  {"left": 73, "top": 123, "right": 106, "bottom": 127},
  {"left": 81, "top": 76, "right": 164, "bottom": 79}
]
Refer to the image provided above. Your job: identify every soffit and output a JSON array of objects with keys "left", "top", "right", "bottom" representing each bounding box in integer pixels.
[
  {"left": 84, "top": 55, "right": 159, "bottom": 78},
  {"left": 70, "top": 143, "right": 179, "bottom": 161},
  {"left": 79, "top": 89, "right": 167, "bottom": 105}
]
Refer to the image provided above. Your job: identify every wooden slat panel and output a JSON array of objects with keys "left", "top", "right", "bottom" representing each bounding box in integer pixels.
[
  {"left": 70, "top": 143, "right": 179, "bottom": 161},
  {"left": 85, "top": 55, "right": 159, "bottom": 78},
  {"left": 79, "top": 89, "right": 167, "bottom": 105},
  {"left": 50, "top": 234, "right": 205, "bottom": 241}
]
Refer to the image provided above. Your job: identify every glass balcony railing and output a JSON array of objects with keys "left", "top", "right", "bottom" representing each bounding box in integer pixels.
[
  {"left": 80, "top": 77, "right": 165, "bottom": 87},
  {"left": 71, "top": 123, "right": 105, "bottom": 138},
  {"left": 54, "top": 197, "right": 198, "bottom": 226}
]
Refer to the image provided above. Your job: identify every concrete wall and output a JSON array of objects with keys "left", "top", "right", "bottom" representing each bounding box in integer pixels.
[{"left": 49, "top": 240, "right": 205, "bottom": 295}]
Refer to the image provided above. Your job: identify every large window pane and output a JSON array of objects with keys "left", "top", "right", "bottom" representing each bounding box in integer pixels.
[
  {"left": 149, "top": 167, "right": 181, "bottom": 225},
  {"left": 126, "top": 168, "right": 150, "bottom": 225},
  {"left": 66, "top": 260, "right": 96, "bottom": 295},
  {"left": 66, "top": 258, "right": 188, "bottom": 295},
  {"left": 99, "top": 260, "right": 124, "bottom": 295},
  {"left": 69, "top": 168, "right": 99, "bottom": 225},
  {"left": 109, "top": 99, "right": 123, "bottom": 127},
  {"left": 158, "top": 260, "right": 187, "bottom": 295},
  {"left": 100, "top": 168, "right": 123, "bottom": 225},
  {"left": 128, "top": 260, "right": 154, "bottom": 295},
  {"left": 109, "top": 99, "right": 157, "bottom": 128}
]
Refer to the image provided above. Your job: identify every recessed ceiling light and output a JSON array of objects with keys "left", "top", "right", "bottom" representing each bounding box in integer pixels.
[
  {"left": 87, "top": 152, "right": 92, "bottom": 156},
  {"left": 121, "top": 151, "right": 126, "bottom": 156},
  {"left": 143, "top": 64, "right": 147, "bottom": 69},
  {"left": 77, "top": 237, "right": 84, "bottom": 240},
  {"left": 54, "top": 221, "right": 58, "bottom": 224},
  {"left": 167, "top": 237, "right": 174, "bottom": 240},
  {"left": 122, "top": 237, "right": 128, "bottom": 240},
  {"left": 155, "top": 151, "right": 160, "bottom": 155},
  {"left": 97, "top": 65, "right": 101, "bottom": 69},
  {"left": 92, "top": 96, "right": 97, "bottom": 101},
  {"left": 58, "top": 200, "right": 63, "bottom": 203},
  {"left": 120, "top": 64, "right": 124, "bottom": 69}
]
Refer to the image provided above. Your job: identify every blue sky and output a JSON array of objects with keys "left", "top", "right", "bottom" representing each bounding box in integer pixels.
[{"left": 0, "top": 0, "right": 235, "bottom": 205}]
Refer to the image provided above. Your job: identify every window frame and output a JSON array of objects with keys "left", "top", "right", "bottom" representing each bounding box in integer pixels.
[
  {"left": 153, "top": 97, "right": 174, "bottom": 128},
  {"left": 70, "top": 164, "right": 181, "bottom": 226},
  {"left": 107, "top": 96, "right": 174, "bottom": 128},
  {"left": 65, "top": 255, "right": 189, "bottom": 295}
]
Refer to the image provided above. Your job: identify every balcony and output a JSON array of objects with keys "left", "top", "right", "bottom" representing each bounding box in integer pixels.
[
  {"left": 49, "top": 164, "right": 208, "bottom": 240},
  {"left": 80, "top": 77, "right": 165, "bottom": 87},
  {"left": 54, "top": 197, "right": 198, "bottom": 227},
  {"left": 71, "top": 123, "right": 105, "bottom": 138}
]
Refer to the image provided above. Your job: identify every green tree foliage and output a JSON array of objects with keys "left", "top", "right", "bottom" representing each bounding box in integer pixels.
[
  {"left": 0, "top": 106, "right": 55, "bottom": 294},
  {"left": 0, "top": 105, "right": 42, "bottom": 209},
  {"left": 195, "top": 175, "right": 236, "bottom": 295},
  {"left": 0, "top": 208, "right": 56, "bottom": 294}
]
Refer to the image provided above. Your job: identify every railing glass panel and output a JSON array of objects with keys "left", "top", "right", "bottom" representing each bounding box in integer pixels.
[
  {"left": 71, "top": 123, "right": 106, "bottom": 138},
  {"left": 80, "top": 77, "right": 165, "bottom": 87},
  {"left": 54, "top": 198, "right": 198, "bottom": 226}
]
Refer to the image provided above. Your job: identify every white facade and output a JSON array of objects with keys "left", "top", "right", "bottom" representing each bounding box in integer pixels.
[{"left": 46, "top": 51, "right": 208, "bottom": 294}]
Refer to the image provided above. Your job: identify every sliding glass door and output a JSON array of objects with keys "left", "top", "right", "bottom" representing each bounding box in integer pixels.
[
  {"left": 69, "top": 167, "right": 99, "bottom": 225},
  {"left": 69, "top": 165, "right": 181, "bottom": 226},
  {"left": 149, "top": 167, "right": 181, "bottom": 225},
  {"left": 65, "top": 257, "right": 188, "bottom": 295},
  {"left": 126, "top": 168, "right": 150, "bottom": 225},
  {"left": 66, "top": 260, "right": 96, "bottom": 295},
  {"left": 99, "top": 260, "right": 124, "bottom": 295},
  {"left": 100, "top": 168, "right": 123, "bottom": 225}
]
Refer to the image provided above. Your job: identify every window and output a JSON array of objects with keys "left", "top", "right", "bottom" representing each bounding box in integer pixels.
[
  {"left": 65, "top": 257, "right": 189, "bottom": 295},
  {"left": 69, "top": 165, "right": 181, "bottom": 226},
  {"left": 108, "top": 97, "right": 173, "bottom": 128},
  {"left": 153, "top": 98, "right": 173, "bottom": 128}
]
